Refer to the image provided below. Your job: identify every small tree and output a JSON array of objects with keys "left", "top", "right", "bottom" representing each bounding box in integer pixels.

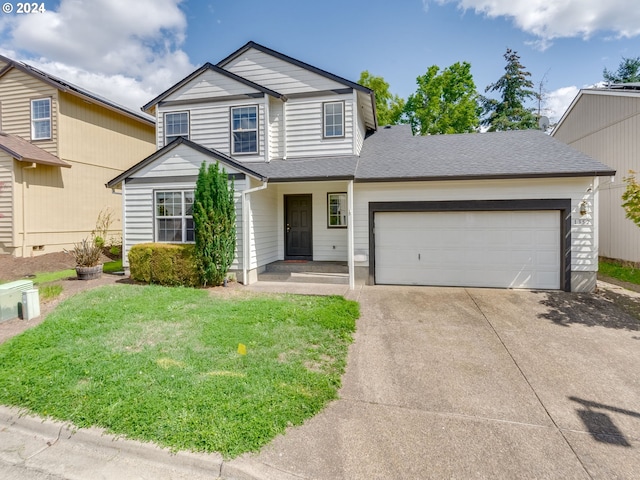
[
  {"left": 622, "top": 172, "right": 640, "bottom": 227},
  {"left": 193, "top": 161, "right": 236, "bottom": 286}
]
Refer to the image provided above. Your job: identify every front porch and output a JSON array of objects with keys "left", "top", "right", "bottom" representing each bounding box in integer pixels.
[{"left": 258, "top": 260, "right": 350, "bottom": 285}]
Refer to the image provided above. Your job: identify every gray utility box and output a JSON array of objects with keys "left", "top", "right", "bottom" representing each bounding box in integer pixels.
[{"left": 0, "top": 280, "right": 34, "bottom": 322}]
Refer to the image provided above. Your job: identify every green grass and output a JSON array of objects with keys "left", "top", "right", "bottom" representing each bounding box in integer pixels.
[
  {"left": 0, "top": 285, "right": 358, "bottom": 458},
  {"left": 27, "top": 269, "right": 75, "bottom": 285},
  {"left": 599, "top": 259, "right": 640, "bottom": 285},
  {"left": 103, "top": 259, "right": 123, "bottom": 273},
  {"left": 39, "top": 284, "right": 63, "bottom": 301}
]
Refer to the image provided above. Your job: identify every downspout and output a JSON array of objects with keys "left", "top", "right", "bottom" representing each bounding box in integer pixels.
[
  {"left": 21, "top": 162, "right": 37, "bottom": 257},
  {"left": 347, "top": 179, "right": 354, "bottom": 290},
  {"left": 241, "top": 179, "right": 268, "bottom": 285}
]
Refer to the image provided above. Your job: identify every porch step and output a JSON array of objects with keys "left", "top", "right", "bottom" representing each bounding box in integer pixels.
[{"left": 264, "top": 261, "right": 348, "bottom": 274}]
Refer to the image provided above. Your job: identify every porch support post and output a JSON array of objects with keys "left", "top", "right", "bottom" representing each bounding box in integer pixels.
[{"left": 348, "top": 179, "right": 355, "bottom": 290}]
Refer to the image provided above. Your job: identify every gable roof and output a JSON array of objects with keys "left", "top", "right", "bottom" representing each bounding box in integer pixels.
[
  {"left": 552, "top": 87, "right": 640, "bottom": 135},
  {"left": 142, "top": 62, "right": 287, "bottom": 113},
  {"left": 218, "top": 41, "right": 377, "bottom": 131},
  {"left": 0, "top": 132, "right": 70, "bottom": 168},
  {"left": 0, "top": 56, "right": 154, "bottom": 126},
  {"left": 355, "top": 125, "right": 615, "bottom": 182},
  {"left": 106, "top": 137, "right": 266, "bottom": 188},
  {"left": 218, "top": 41, "right": 374, "bottom": 96}
]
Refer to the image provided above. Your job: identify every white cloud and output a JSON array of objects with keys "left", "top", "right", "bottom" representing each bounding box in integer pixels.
[
  {"left": 429, "top": 0, "right": 640, "bottom": 47},
  {"left": 545, "top": 86, "right": 579, "bottom": 123},
  {"left": 1, "top": 0, "right": 196, "bottom": 111}
]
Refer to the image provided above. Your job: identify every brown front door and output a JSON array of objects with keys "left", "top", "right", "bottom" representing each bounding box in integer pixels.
[{"left": 285, "top": 194, "right": 312, "bottom": 259}]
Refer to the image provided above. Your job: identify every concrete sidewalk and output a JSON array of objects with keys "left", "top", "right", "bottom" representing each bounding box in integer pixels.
[{"left": 1, "top": 281, "right": 639, "bottom": 479}]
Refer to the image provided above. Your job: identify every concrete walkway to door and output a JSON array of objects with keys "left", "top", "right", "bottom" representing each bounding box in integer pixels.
[{"left": 226, "top": 285, "right": 640, "bottom": 479}]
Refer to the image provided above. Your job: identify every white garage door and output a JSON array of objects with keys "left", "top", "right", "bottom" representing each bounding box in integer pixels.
[{"left": 375, "top": 210, "right": 560, "bottom": 289}]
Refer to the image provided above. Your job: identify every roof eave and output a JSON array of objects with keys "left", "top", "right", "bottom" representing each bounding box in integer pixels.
[{"left": 355, "top": 171, "right": 617, "bottom": 183}]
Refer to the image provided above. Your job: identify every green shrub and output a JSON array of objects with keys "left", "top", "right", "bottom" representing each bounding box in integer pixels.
[
  {"left": 128, "top": 243, "right": 199, "bottom": 287},
  {"left": 193, "top": 161, "right": 236, "bottom": 286}
]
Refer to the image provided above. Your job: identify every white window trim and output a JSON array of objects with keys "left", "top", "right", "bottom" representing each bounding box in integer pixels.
[
  {"left": 164, "top": 111, "right": 190, "bottom": 145},
  {"left": 154, "top": 190, "right": 195, "bottom": 243},
  {"left": 230, "top": 105, "right": 259, "bottom": 155},
  {"left": 31, "top": 98, "right": 52, "bottom": 141},
  {"left": 323, "top": 101, "right": 345, "bottom": 139},
  {"left": 327, "top": 192, "right": 348, "bottom": 228}
]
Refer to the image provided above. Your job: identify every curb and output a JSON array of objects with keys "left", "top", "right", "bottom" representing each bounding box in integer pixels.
[{"left": 0, "top": 405, "right": 224, "bottom": 478}]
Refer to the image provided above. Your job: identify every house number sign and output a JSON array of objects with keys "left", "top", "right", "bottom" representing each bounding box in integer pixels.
[{"left": 573, "top": 218, "right": 591, "bottom": 226}]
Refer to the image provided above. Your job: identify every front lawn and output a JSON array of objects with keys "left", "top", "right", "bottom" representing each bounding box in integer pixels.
[
  {"left": 0, "top": 285, "right": 358, "bottom": 458},
  {"left": 599, "top": 259, "right": 640, "bottom": 285}
]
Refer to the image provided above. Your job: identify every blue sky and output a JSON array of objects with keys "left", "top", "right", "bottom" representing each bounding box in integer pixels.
[{"left": 1, "top": 0, "right": 638, "bottom": 122}]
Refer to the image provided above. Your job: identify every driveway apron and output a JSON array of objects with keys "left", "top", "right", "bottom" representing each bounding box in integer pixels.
[{"left": 228, "top": 285, "right": 640, "bottom": 479}]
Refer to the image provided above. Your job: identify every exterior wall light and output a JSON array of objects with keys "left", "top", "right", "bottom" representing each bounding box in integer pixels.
[{"left": 579, "top": 201, "right": 589, "bottom": 216}]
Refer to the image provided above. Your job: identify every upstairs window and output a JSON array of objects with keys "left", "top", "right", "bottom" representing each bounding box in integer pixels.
[
  {"left": 31, "top": 98, "right": 51, "bottom": 140},
  {"left": 323, "top": 101, "right": 344, "bottom": 138},
  {"left": 155, "top": 190, "right": 194, "bottom": 243},
  {"left": 231, "top": 105, "right": 258, "bottom": 154},
  {"left": 165, "top": 112, "right": 189, "bottom": 144}
]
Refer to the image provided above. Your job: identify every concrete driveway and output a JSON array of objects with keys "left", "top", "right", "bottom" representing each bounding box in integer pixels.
[{"left": 227, "top": 285, "right": 640, "bottom": 479}]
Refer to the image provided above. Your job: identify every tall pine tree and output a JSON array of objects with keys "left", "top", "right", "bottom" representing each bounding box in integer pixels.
[
  {"left": 193, "top": 161, "right": 236, "bottom": 286},
  {"left": 482, "top": 48, "right": 538, "bottom": 131}
]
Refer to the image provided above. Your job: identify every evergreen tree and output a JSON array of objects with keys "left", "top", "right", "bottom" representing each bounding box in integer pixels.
[
  {"left": 482, "top": 48, "right": 538, "bottom": 131},
  {"left": 603, "top": 57, "right": 640, "bottom": 84},
  {"left": 193, "top": 161, "right": 236, "bottom": 286}
]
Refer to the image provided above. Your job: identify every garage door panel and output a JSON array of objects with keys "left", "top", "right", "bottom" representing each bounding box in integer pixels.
[{"left": 375, "top": 211, "right": 560, "bottom": 289}]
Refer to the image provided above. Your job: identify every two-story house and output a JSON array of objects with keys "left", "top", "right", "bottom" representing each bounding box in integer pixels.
[
  {"left": 108, "top": 42, "right": 614, "bottom": 292},
  {"left": 0, "top": 56, "right": 156, "bottom": 257}
]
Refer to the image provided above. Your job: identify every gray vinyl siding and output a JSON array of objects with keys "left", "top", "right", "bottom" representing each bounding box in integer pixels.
[
  {"left": 164, "top": 68, "right": 263, "bottom": 102},
  {"left": 286, "top": 96, "right": 354, "bottom": 158},
  {"left": 268, "top": 97, "right": 284, "bottom": 159},
  {"left": 553, "top": 90, "right": 640, "bottom": 262},
  {"left": 248, "top": 186, "right": 278, "bottom": 268},
  {"left": 224, "top": 48, "right": 346, "bottom": 95},
  {"left": 157, "top": 101, "right": 266, "bottom": 162}
]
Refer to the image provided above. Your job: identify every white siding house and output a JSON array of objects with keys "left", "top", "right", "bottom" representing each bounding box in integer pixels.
[{"left": 108, "top": 41, "right": 614, "bottom": 292}]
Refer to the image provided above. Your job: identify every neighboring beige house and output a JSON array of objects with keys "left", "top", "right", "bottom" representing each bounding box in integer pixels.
[
  {"left": 109, "top": 41, "right": 614, "bottom": 292},
  {"left": 0, "top": 56, "right": 156, "bottom": 257},
  {"left": 552, "top": 85, "right": 639, "bottom": 263}
]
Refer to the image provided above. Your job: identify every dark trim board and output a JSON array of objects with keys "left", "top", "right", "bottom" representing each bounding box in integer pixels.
[{"left": 368, "top": 199, "right": 572, "bottom": 291}]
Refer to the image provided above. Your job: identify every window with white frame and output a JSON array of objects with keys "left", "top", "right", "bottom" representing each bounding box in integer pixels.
[
  {"left": 231, "top": 105, "right": 258, "bottom": 154},
  {"left": 31, "top": 98, "right": 51, "bottom": 140},
  {"left": 164, "top": 112, "right": 189, "bottom": 144},
  {"left": 155, "top": 191, "right": 194, "bottom": 242},
  {"left": 327, "top": 192, "right": 347, "bottom": 227},
  {"left": 323, "top": 101, "right": 344, "bottom": 138}
]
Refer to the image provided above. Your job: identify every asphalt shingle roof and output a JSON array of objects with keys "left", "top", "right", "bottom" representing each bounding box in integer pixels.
[
  {"left": 354, "top": 125, "right": 615, "bottom": 181},
  {"left": 246, "top": 156, "right": 359, "bottom": 182},
  {"left": 0, "top": 132, "right": 71, "bottom": 168}
]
